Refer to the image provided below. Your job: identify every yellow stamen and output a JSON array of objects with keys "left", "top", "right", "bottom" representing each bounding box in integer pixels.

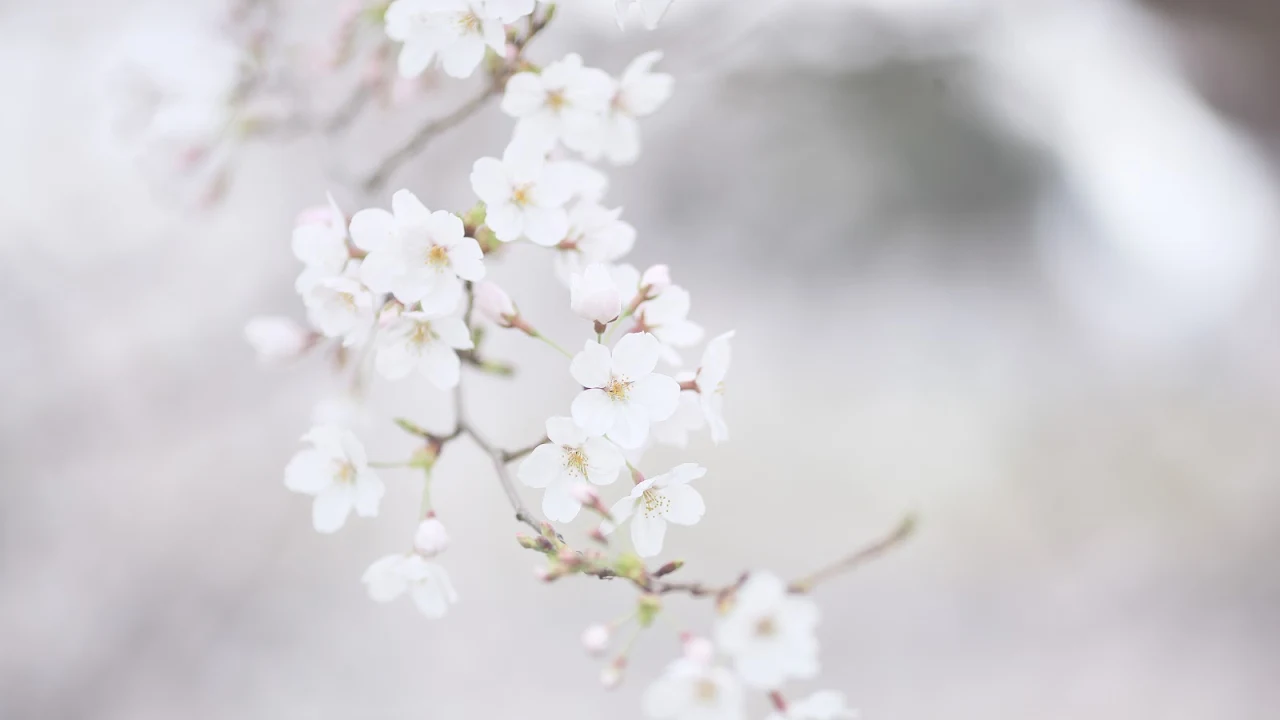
[
  {"left": 605, "top": 376, "right": 632, "bottom": 401},
  {"left": 564, "top": 447, "right": 588, "bottom": 477},
  {"left": 641, "top": 488, "right": 669, "bottom": 517},
  {"left": 427, "top": 244, "right": 450, "bottom": 268}
]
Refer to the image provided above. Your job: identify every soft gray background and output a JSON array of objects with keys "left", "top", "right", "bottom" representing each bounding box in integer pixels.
[{"left": 4, "top": 0, "right": 1280, "bottom": 718}]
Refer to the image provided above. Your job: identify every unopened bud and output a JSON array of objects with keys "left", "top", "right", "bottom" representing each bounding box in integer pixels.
[
  {"left": 412, "top": 514, "right": 450, "bottom": 557},
  {"left": 557, "top": 548, "right": 582, "bottom": 568},
  {"left": 475, "top": 281, "right": 517, "bottom": 326},
  {"left": 681, "top": 634, "right": 715, "bottom": 664},
  {"left": 587, "top": 528, "right": 609, "bottom": 545},
  {"left": 570, "top": 264, "right": 622, "bottom": 324},
  {"left": 654, "top": 560, "right": 684, "bottom": 578},
  {"left": 640, "top": 264, "right": 671, "bottom": 295},
  {"left": 571, "top": 483, "right": 599, "bottom": 506},
  {"left": 516, "top": 534, "right": 540, "bottom": 550},
  {"left": 581, "top": 624, "right": 610, "bottom": 656},
  {"left": 600, "top": 659, "right": 625, "bottom": 689}
]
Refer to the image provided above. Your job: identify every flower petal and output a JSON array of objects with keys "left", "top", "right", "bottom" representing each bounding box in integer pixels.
[
  {"left": 501, "top": 72, "right": 546, "bottom": 118},
  {"left": 631, "top": 372, "right": 680, "bottom": 421},
  {"left": 284, "top": 450, "right": 331, "bottom": 495},
  {"left": 570, "top": 340, "right": 612, "bottom": 388},
  {"left": 349, "top": 208, "right": 396, "bottom": 252},
  {"left": 542, "top": 480, "right": 582, "bottom": 522},
  {"left": 392, "top": 189, "right": 431, "bottom": 225},
  {"left": 661, "top": 484, "right": 704, "bottom": 526},
  {"left": 522, "top": 205, "right": 568, "bottom": 247},
  {"left": 432, "top": 317, "right": 474, "bottom": 350},
  {"left": 362, "top": 554, "right": 409, "bottom": 602},
  {"left": 630, "top": 512, "right": 667, "bottom": 557},
  {"left": 448, "top": 237, "right": 486, "bottom": 281},
  {"left": 353, "top": 471, "right": 385, "bottom": 517},
  {"left": 470, "top": 157, "right": 511, "bottom": 205},
  {"left": 607, "top": 400, "right": 649, "bottom": 449},
  {"left": 571, "top": 388, "right": 617, "bottom": 437},
  {"left": 311, "top": 483, "right": 356, "bottom": 533},
  {"left": 546, "top": 416, "right": 585, "bottom": 446},
  {"left": 518, "top": 443, "right": 563, "bottom": 489},
  {"left": 583, "top": 437, "right": 624, "bottom": 485},
  {"left": 421, "top": 342, "right": 461, "bottom": 389},
  {"left": 439, "top": 34, "right": 485, "bottom": 78},
  {"left": 611, "top": 331, "right": 661, "bottom": 378}
]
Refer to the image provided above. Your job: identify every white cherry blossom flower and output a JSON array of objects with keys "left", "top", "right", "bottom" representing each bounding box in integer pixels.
[
  {"left": 650, "top": 376, "right": 705, "bottom": 447},
  {"left": 695, "top": 330, "right": 734, "bottom": 443},
  {"left": 502, "top": 53, "right": 614, "bottom": 154},
  {"left": 413, "top": 514, "right": 451, "bottom": 556},
  {"left": 588, "top": 51, "right": 674, "bottom": 164},
  {"left": 643, "top": 655, "right": 744, "bottom": 720},
  {"left": 637, "top": 285, "right": 704, "bottom": 365},
  {"left": 484, "top": 0, "right": 535, "bottom": 22},
  {"left": 766, "top": 691, "right": 857, "bottom": 720},
  {"left": 570, "top": 263, "right": 623, "bottom": 324},
  {"left": 554, "top": 202, "right": 636, "bottom": 281},
  {"left": 470, "top": 142, "right": 575, "bottom": 245},
  {"left": 292, "top": 195, "right": 350, "bottom": 291},
  {"left": 615, "top": 0, "right": 675, "bottom": 30},
  {"left": 384, "top": 0, "right": 506, "bottom": 79},
  {"left": 570, "top": 332, "right": 680, "bottom": 448},
  {"left": 350, "top": 189, "right": 484, "bottom": 313},
  {"left": 362, "top": 552, "right": 458, "bottom": 618},
  {"left": 244, "top": 315, "right": 310, "bottom": 363},
  {"left": 518, "top": 416, "right": 626, "bottom": 521},
  {"left": 715, "top": 571, "right": 820, "bottom": 688},
  {"left": 603, "top": 463, "right": 705, "bottom": 557},
  {"left": 285, "top": 426, "right": 385, "bottom": 534},
  {"left": 554, "top": 159, "right": 610, "bottom": 203},
  {"left": 375, "top": 310, "right": 474, "bottom": 388},
  {"left": 301, "top": 266, "right": 377, "bottom": 347}
]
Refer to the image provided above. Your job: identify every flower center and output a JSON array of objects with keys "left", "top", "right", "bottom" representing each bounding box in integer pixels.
[
  {"left": 546, "top": 89, "right": 567, "bottom": 111},
  {"left": 334, "top": 460, "right": 357, "bottom": 484},
  {"left": 511, "top": 184, "right": 533, "bottom": 207},
  {"left": 605, "top": 376, "right": 632, "bottom": 401},
  {"left": 338, "top": 292, "right": 356, "bottom": 310},
  {"left": 754, "top": 615, "right": 778, "bottom": 638},
  {"left": 426, "top": 244, "right": 450, "bottom": 268},
  {"left": 694, "top": 678, "right": 719, "bottom": 704},
  {"left": 564, "top": 447, "right": 588, "bottom": 476},
  {"left": 410, "top": 321, "right": 434, "bottom": 346},
  {"left": 641, "top": 488, "right": 669, "bottom": 517},
  {"left": 458, "top": 11, "right": 481, "bottom": 33}
]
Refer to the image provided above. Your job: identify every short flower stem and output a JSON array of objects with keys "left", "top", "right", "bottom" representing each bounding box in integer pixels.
[
  {"left": 419, "top": 474, "right": 433, "bottom": 516},
  {"left": 531, "top": 331, "right": 573, "bottom": 358}
]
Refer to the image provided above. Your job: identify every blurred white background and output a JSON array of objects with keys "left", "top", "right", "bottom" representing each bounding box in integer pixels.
[{"left": 3, "top": 0, "right": 1280, "bottom": 718}]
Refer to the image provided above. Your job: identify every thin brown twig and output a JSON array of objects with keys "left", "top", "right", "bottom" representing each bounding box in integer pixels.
[
  {"left": 361, "top": 86, "right": 499, "bottom": 193},
  {"left": 788, "top": 514, "right": 917, "bottom": 593},
  {"left": 359, "top": 5, "right": 556, "bottom": 193}
]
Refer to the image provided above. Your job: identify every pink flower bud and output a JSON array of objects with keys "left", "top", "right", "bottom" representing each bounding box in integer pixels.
[
  {"left": 244, "top": 316, "right": 309, "bottom": 363},
  {"left": 570, "top": 264, "right": 622, "bottom": 324},
  {"left": 475, "top": 281, "right": 517, "bottom": 325},
  {"left": 533, "top": 565, "right": 552, "bottom": 581},
  {"left": 571, "top": 483, "right": 600, "bottom": 506},
  {"left": 681, "top": 635, "right": 715, "bottom": 665},
  {"left": 413, "top": 515, "right": 450, "bottom": 557},
  {"left": 599, "top": 661, "right": 623, "bottom": 689},
  {"left": 581, "top": 624, "right": 610, "bottom": 656},
  {"left": 641, "top": 264, "right": 671, "bottom": 294}
]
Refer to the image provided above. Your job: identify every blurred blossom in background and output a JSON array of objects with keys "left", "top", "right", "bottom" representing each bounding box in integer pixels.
[{"left": 3, "top": 0, "right": 1280, "bottom": 718}]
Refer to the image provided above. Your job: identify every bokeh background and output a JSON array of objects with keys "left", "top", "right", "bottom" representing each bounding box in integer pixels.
[{"left": 4, "top": 0, "right": 1280, "bottom": 718}]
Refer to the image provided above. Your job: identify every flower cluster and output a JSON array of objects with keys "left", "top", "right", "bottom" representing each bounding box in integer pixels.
[{"left": 228, "top": 1, "right": 910, "bottom": 717}]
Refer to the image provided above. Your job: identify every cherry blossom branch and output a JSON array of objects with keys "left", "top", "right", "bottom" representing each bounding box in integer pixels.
[
  {"left": 787, "top": 513, "right": 917, "bottom": 593},
  {"left": 361, "top": 87, "right": 500, "bottom": 193},
  {"left": 359, "top": 5, "right": 556, "bottom": 193}
]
